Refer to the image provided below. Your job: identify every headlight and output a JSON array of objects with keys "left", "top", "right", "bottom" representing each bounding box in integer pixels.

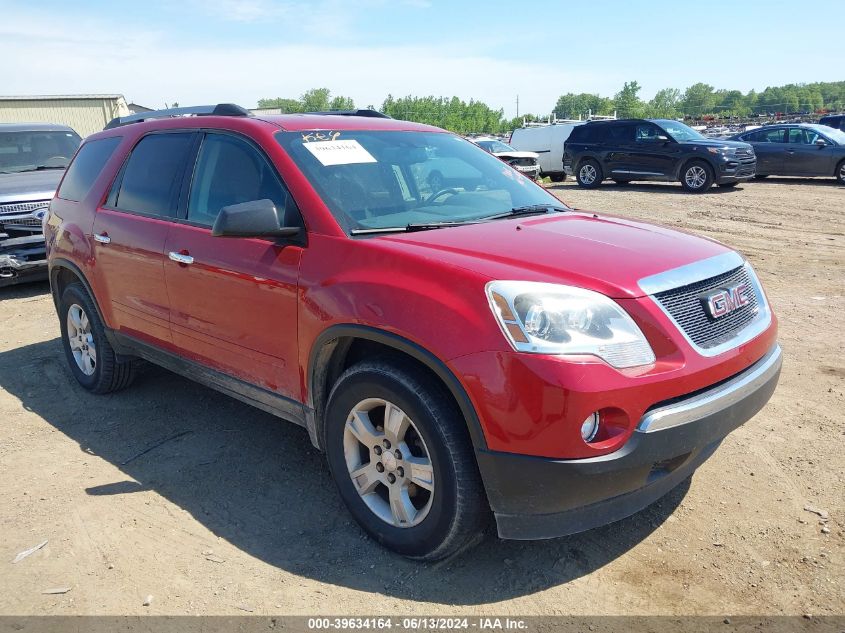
[{"left": 486, "top": 281, "right": 656, "bottom": 368}]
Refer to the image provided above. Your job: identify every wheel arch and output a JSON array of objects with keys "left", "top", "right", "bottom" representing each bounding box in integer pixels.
[
  {"left": 49, "top": 258, "right": 105, "bottom": 323},
  {"left": 307, "top": 324, "right": 487, "bottom": 453}
]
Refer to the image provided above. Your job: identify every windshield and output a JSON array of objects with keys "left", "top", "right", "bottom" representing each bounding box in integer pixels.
[
  {"left": 476, "top": 139, "right": 515, "bottom": 153},
  {"left": 810, "top": 124, "right": 845, "bottom": 144},
  {"left": 276, "top": 130, "right": 566, "bottom": 233},
  {"left": 0, "top": 130, "right": 82, "bottom": 174},
  {"left": 653, "top": 120, "right": 705, "bottom": 142}
]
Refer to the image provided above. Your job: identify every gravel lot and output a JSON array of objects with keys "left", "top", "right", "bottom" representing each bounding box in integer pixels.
[{"left": 0, "top": 177, "right": 842, "bottom": 616}]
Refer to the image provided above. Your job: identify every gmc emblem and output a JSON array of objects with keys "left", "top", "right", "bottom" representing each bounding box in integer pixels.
[{"left": 702, "top": 283, "right": 752, "bottom": 319}]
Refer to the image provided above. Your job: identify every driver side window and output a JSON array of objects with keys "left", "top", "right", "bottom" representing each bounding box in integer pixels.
[
  {"left": 635, "top": 124, "right": 663, "bottom": 142},
  {"left": 188, "top": 133, "right": 300, "bottom": 227}
]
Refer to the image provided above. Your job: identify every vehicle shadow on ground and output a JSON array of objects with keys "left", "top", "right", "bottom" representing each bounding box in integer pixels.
[
  {"left": 0, "top": 339, "right": 689, "bottom": 605},
  {"left": 0, "top": 279, "right": 51, "bottom": 301},
  {"left": 754, "top": 176, "right": 843, "bottom": 187},
  {"left": 548, "top": 181, "right": 741, "bottom": 195}
]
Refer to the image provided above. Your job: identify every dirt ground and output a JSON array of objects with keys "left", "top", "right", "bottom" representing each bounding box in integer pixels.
[{"left": 0, "top": 177, "right": 842, "bottom": 616}]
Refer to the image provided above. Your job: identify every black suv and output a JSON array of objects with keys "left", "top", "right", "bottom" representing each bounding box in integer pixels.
[
  {"left": 563, "top": 119, "right": 756, "bottom": 193},
  {"left": 819, "top": 114, "right": 845, "bottom": 132}
]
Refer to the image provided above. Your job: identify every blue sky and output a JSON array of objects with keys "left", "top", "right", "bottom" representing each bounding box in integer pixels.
[{"left": 1, "top": 0, "right": 840, "bottom": 116}]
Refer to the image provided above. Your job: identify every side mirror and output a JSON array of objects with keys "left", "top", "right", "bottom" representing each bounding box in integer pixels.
[
  {"left": 212, "top": 199, "right": 301, "bottom": 239},
  {"left": 657, "top": 134, "right": 670, "bottom": 142},
  {"left": 815, "top": 138, "right": 828, "bottom": 147}
]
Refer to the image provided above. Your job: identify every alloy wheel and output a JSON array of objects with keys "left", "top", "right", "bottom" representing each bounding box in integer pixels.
[
  {"left": 66, "top": 303, "right": 97, "bottom": 376},
  {"left": 343, "top": 398, "right": 434, "bottom": 528},
  {"left": 579, "top": 164, "right": 597, "bottom": 185},
  {"left": 685, "top": 165, "right": 707, "bottom": 190}
]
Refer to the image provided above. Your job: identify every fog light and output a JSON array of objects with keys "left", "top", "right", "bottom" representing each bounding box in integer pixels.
[{"left": 581, "top": 412, "right": 600, "bottom": 442}]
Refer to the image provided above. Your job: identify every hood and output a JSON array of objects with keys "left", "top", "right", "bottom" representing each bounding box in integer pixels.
[
  {"left": 679, "top": 138, "right": 751, "bottom": 151},
  {"left": 493, "top": 150, "right": 540, "bottom": 160},
  {"left": 379, "top": 212, "right": 733, "bottom": 299},
  {"left": 0, "top": 170, "right": 64, "bottom": 204}
]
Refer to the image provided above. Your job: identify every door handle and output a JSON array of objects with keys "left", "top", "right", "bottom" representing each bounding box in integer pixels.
[
  {"left": 93, "top": 233, "right": 111, "bottom": 244},
  {"left": 168, "top": 251, "right": 194, "bottom": 265}
]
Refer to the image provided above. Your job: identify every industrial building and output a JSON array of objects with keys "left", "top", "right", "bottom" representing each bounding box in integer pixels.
[{"left": 0, "top": 95, "right": 134, "bottom": 137}]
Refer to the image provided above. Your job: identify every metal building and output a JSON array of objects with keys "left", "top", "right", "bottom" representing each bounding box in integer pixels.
[{"left": 0, "top": 95, "right": 132, "bottom": 137}]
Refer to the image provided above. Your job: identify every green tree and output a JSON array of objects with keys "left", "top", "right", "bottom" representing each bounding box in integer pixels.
[
  {"left": 257, "top": 97, "right": 303, "bottom": 112},
  {"left": 613, "top": 81, "right": 644, "bottom": 118},
  {"left": 645, "top": 88, "right": 681, "bottom": 118},
  {"left": 681, "top": 83, "right": 717, "bottom": 116},
  {"left": 553, "top": 93, "right": 614, "bottom": 119}
]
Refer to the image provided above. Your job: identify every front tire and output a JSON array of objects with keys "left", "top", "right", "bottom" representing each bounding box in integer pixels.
[
  {"left": 549, "top": 173, "right": 566, "bottom": 183},
  {"left": 324, "top": 360, "right": 488, "bottom": 560},
  {"left": 681, "top": 160, "right": 714, "bottom": 193},
  {"left": 59, "top": 283, "right": 136, "bottom": 393},
  {"left": 576, "top": 159, "right": 603, "bottom": 188}
]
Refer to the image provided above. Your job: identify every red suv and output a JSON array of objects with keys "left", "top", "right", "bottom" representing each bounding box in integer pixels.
[{"left": 44, "top": 104, "right": 782, "bottom": 560}]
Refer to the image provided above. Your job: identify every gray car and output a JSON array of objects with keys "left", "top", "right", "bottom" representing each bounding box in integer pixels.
[
  {"left": 730, "top": 124, "right": 845, "bottom": 185},
  {"left": 0, "top": 123, "right": 82, "bottom": 286}
]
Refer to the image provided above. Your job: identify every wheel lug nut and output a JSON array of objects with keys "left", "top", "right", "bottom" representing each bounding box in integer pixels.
[
  {"left": 394, "top": 449, "right": 402, "bottom": 460},
  {"left": 387, "top": 473, "right": 396, "bottom": 484},
  {"left": 373, "top": 446, "right": 382, "bottom": 455},
  {"left": 397, "top": 467, "right": 404, "bottom": 477},
  {"left": 382, "top": 439, "right": 391, "bottom": 449},
  {"left": 375, "top": 463, "right": 384, "bottom": 473}
]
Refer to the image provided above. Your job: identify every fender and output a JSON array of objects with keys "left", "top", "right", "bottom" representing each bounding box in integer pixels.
[{"left": 307, "top": 324, "right": 488, "bottom": 452}]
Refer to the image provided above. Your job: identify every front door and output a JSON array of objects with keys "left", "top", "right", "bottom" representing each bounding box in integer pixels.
[
  {"left": 784, "top": 128, "right": 837, "bottom": 176},
  {"left": 163, "top": 132, "right": 304, "bottom": 399},
  {"left": 91, "top": 131, "right": 196, "bottom": 345}
]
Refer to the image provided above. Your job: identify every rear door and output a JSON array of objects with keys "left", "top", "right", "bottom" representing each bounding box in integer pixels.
[
  {"left": 741, "top": 128, "right": 786, "bottom": 174},
  {"left": 163, "top": 131, "right": 304, "bottom": 398},
  {"left": 92, "top": 131, "right": 195, "bottom": 345},
  {"left": 784, "top": 127, "right": 836, "bottom": 176},
  {"left": 602, "top": 123, "right": 637, "bottom": 176}
]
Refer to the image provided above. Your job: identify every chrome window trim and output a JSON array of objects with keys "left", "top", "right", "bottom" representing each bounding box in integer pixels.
[
  {"left": 639, "top": 252, "right": 772, "bottom": 357},
  {"left": 637, "top": 344, "right": 781, "bottom": 433}
]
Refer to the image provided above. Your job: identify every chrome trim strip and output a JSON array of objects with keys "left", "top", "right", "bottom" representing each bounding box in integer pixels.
[
  {"left": 638, "top": 251, "right": 744, "bottom": 296},
  {"left": 612, "top": 170, "right": 664, "bottom": 176},
  {"left": 637, "top": 344, "right": 782, "bottom": 433}
]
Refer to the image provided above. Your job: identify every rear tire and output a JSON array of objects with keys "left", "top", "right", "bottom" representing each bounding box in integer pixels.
[
  {"left": 680, "top": 160, "right": 714, "bottom": 193},
  {"left": 576, "top": 159, "right": 603, "bottom": 188},
  {"left": 836, "top": 160, "right": 845, "bottom": 185},
  {"left": 324, "top": 359, "right": 488, "bottom": 560},
  {"left": 59, "top": 283, "right": 136, "bottom": 394}
]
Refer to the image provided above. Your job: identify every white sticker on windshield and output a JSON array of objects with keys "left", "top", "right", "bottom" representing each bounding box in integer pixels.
[{"left": 303, "top": 139, "right": 377, "bottom": 166}]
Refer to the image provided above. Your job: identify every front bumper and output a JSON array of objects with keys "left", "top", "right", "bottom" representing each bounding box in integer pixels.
[
  {"left": 716, "top": 155, "right": 756, "bottom": 183},
  {"left": 478, "top": 343, "right": 782, "bottom": 540},
  {"left": 0, "top": 235, "right": 47, "bottom": 287}
]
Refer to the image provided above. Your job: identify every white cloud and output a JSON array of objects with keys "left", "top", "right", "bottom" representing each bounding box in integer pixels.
[{"left": 0, "top": 4, "right": 613, "bottom": 117}]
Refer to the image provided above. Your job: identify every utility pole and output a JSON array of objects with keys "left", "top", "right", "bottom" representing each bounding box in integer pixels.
[{"left": 516, "top": 95, "right": 519, "bottom": 118}]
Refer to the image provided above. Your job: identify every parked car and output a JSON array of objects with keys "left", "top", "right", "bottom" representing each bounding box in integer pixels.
[
  {"left": 819, "top": 114, "right": 845, "bottom": 132},
  {"left": 729, "top": 124, "right": 845, "bottom": 184},
  {"left": 0, "top": 123, "right": 82, "bottom": 286},
  {"left": 509, "top": 123, "right": 585, "bottom": 181},
  {"left": 472, "top": 137, "right": 541, "bottom": 180},
  {"left": 45, "top": 104, "right": 781, "bottom": 560},
  {"left": 564, "top": 119, "right": 756, "bottom": 192}
]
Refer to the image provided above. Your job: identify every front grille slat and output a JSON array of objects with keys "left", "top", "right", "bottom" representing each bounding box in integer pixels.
[
  {"left": 0, "top": 201, "right": 50, "bottom": 215},
  {"left": 654, "top": 265, "right": 760, "bottom": 349}
]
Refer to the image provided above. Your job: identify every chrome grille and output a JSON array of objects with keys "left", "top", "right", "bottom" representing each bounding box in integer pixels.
[
  {"left": 654, "top": 265, "right": 760, "bottom": 349},
  {"left": 0, "top": 201, "right": 50, "bottom": 215},
  {"left": 2, "top": 217, "right": 43, "bottom": 228}
]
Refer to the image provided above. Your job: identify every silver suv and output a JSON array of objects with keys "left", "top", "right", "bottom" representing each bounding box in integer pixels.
[{"left": 0, "top": 123, "right": 81, "bottom": 286}]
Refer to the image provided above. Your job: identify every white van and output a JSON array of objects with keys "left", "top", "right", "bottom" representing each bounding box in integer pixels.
[{"left": 509, "top": 123, "right": 586, "bottom": 181}]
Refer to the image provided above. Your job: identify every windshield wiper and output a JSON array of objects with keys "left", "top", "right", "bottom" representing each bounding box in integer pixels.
[
  {"left": 350, "top": 220, "right": 480, "bottom": 235},
  {"left": 480, "top": 204, "right": 569, "bottom": 221}
]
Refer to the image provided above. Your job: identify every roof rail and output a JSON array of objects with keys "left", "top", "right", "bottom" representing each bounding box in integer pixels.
[
  {"left": 303, "top": 109, "right": 391, "bottom": 119},
  {"left": 104, "top": 103, "right": 250, "bottom": 129}
]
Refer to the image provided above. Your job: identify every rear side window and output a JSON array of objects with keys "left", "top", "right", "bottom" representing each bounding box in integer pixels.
[
  {"left": 187, "top": 133, "right": 299, "bottom": 227},
  {"left": 744, "top": 128, "right": 785, "bottom": 143},
  {"left": 58, "top": 137, "right": 121, "bottom": 202},
  {"left": 606, "top": 124, "right": 634, "bottom": 143},
  {"left": 112, "top": 133, "right": 194, "bottom": 217}
]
